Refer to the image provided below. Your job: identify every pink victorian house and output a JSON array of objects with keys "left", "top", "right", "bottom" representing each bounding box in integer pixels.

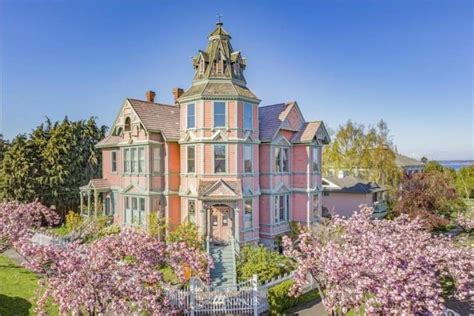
[{"left": 81, "top": 22, "right": 330, "bottom": 285}]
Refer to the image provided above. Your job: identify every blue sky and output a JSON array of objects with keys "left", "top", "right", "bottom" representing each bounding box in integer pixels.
[{"left": 1, "top": 0, "right": 472, "bottom": 160}]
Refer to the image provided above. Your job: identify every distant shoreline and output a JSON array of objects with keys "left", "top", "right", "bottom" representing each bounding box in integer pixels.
[{"left": 436, "top": 160, "right": 473, "bottom": 171}]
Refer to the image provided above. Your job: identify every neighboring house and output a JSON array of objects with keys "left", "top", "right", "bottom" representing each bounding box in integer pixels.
[
  {"left": 79, "top": 22, "right": 330, "bottom": 250},
  {"left": 322, "top": 172, "right": 388, "bottom": 218},
  {"left": 395, "top": 152, "right": 425, "bottom": 175}
]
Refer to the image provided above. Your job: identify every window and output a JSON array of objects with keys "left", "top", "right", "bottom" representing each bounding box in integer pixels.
[
  {"left": 124, "top": 149, "right": 130, "bottom": 173},
  {"left": 124, "top": 196, "right": 131, "bottom": 225},
  {"left": 244, "top": 103, "right": 253, "bottom": 130},
  {"left": 313, "top": 195, "right": 319, "bottom": 216},
  {"left": 188, "top": 200, "right": 196, "bottom": 224},
  {"left": 105, "top": 196, "right": 111, "bottom": 216},
  {"left": 274, "top": 195, "right": 289, "bottom": 223},
  {"left": 312, "top": 147, "right": 320, "bottom": 172},
  {"left": 153, "top": 147, "right": 161, "bottom": 173},
  {"left": 138, "top": 148, "right": 145, "bottom": 173},
  {"left": 124, "top": 117, "right": 131, "bottom": 132},
  {"left": 244, "top": 199, "right": 253, "bottom": 230},
  {"left": 275, "top": 147, "right": 290, "bottom": 173},
  {"left": 139, "top": 197, "right": 146, "bottom": 227},
  {"left": 282, "top": 148, "right": 289, "bottom": 172},
  {"left": 132, "top": 197, "right": 138, "bottom": 225},
  {"left": 233, "top": 62, "right": 240, "bottom": 75},
  {"left": 275, "top": 148, "right": 281, "bottom": 172},
  {"left": 187, "top": 104, "right": 195, "bottom": 129},
  {"left": 187, "top": 145, "right": 195, "bottom": 173},
  {"left": 130, "top": 148, "right": 137, "bottom": 173},
  {"left": 214, "top": 145, "right": 226, "bottom": 173},
  {"left": 111, "top": 151, "right": 117, "bottom": 173},
  {"left": 244, "top": 145, "right": 252, "bottom": 173},
  {"left": 213, "top": 102, "right": 226, "bottom": 127},
  {"left": 199, "top": 59, "right": 205, "bottom": 75}
]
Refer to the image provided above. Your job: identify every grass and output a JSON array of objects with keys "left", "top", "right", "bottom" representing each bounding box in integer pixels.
[
  {"left": 0, "top": 255, "right": 58, "bottom": 316},
  {"left": 47, "top": 225, "right": 71, "bottom": 237}
]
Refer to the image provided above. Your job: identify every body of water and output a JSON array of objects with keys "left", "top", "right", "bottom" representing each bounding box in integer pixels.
[{"left": 437, "top": 160, "right": 474, "bottom": 171}]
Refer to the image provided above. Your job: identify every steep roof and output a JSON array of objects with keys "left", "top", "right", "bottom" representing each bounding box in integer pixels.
[
  {"left": 323, "top": 176, "right": 386, "bottom": 194},
  {"left": 127, "top": 99, "right": 180, "bottom": 140},
  {"left": 291, "top": 121, "right": 326, "bottom": 143},
  {"left": 395, "top": 153, "right": 425, "bottom": 168},
  {"left": 258, "top": 103, "right": 291, "bottom": 141}
]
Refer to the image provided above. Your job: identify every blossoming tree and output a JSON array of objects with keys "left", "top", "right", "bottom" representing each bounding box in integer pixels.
[
  {"left": 283, "top": 207, "right": 473, "bottom": 315},
  {"left": 17, "top": 229, "right": 212, "bottom": 315},
  {"left": 0, "top": 201, "right": 59, "bottom": 251}
]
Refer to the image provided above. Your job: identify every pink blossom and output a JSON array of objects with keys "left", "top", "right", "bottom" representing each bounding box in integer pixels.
[{"left": 283, "top": 207, "right": 473, "bottom": 314}]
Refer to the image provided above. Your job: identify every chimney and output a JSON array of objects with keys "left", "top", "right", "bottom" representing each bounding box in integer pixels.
[
  {"left": 172, "top": 87, "right": 184, "bottom": 104},
  {"left": 146, "top": 90, "right": 156, "bottom": 103}
]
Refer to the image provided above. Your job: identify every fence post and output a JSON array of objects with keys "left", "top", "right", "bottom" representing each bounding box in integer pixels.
[
  {"left": 252, "top": 274, "right": 258, "bottom": 316},
  {"left": 190, "top": 277, "right": 195, "bottom": 316}
]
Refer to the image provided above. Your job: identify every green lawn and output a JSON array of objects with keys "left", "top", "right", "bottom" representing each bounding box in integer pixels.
[{"left": 0, "top": 255, "right": 57, "bottom": 316}]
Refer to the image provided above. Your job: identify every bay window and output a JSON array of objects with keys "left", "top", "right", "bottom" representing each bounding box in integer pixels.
[
  {"left": 131, "top": 148, "right": 137, "bottom": 173},
  {"left": 213, "top": 102, "right": 226, "bottom": 127},
  {"left": 139, "top": 197, "right": 146, "bottom": 227},
  {"left": 138, "top": 148, "right": 145, "bottom": 173},
  {"left": 274, "top": 147, "right": 290, "bottom": 173},
  {"left": 124, "top": 149, "right": 130, "bottom": 173},
  {"left": 214, "top": 144, "right": 226, "bottom": 173}
]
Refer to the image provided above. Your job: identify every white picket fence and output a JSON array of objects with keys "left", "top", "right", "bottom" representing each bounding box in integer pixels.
[{"left": 166, "top": 271, "right": 315, "bottom": 315}]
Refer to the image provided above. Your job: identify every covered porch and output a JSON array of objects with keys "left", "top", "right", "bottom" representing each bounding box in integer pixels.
[{"left": 79, "top": 179, "right": 112, "bottom": 217}]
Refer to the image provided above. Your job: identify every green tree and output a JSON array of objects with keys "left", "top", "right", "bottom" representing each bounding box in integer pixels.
[
  {"left": 237, "top": 245, "right": 295, "bottom": 282},
  {"left": 455, "top": 165, "right": 474, "bottom": 199},
  {"left": 0, "top": 134, "right": 9, "bottom": 162},
  {"left": 0, "top": 117, "right": 107, "bottom": 211},
  {"left": 166, "top": 222, "right": 203, "bottom": 250},
  {"left": 323, "top": 120, "right": 400, "bottom": 188}
]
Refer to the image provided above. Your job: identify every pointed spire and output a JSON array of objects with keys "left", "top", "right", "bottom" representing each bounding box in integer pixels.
[{"left": 209, "top": 21, "right": 231, "bottom": 39}]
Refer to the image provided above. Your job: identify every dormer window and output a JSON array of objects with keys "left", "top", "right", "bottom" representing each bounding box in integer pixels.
[
  {"left": 199, "top": 58, "right": 205, "bottom": 75},
  {"left": 124, "top": 117, "right": 131, "bottom": 132},
  {"left": 233, "top": 62, "right": 240, "bottom": 75}
]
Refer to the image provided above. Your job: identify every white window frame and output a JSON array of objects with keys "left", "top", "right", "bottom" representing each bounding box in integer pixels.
[
  {"left": 274, "top": 194, "right": 289, "bottom": 224},
  {"left": 138, "top": 147, "right": 145, "bottom": 174},
  {"left": 123, "top": 149, "right": 130, "bottom": 173},
  {"left": 187, "top": 145, "right": 196, "bottom": 174},
  {"left": 130, "top": 148, "right": 137, "bottom": 173},
  {"left": 312, "top": 147, "right": 320, "bottom": 172},
  {"left": 243, "top": 144, "right": 253, "bottom": 174},
  {"left": 213, "top": 144, "right": 227, "bottom": 174},
  {"left": 243, "top": 102, "right": 253, "bottom": 130},
  {"left": 274, "top": 147, "right": 290, "bottom": 173},
  {"left": 187, "top": 103, "right": 196, "bottom": 129},
  {"left": 213, "top": 101, "right": 227, "bottom": 128}
]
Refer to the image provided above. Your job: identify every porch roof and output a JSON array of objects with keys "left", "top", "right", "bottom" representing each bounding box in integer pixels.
[{"left": 80, "top": 179, "right": 112, "bottom": 192}]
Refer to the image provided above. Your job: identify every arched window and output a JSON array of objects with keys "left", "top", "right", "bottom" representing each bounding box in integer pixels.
[{"left": 124, "top": 117, "right": 131, "bottom": 132}]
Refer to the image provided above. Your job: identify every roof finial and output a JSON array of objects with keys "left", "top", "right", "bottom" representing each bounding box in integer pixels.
[{"left": 216, "top": 13, "right": 223, "bottom": 26}]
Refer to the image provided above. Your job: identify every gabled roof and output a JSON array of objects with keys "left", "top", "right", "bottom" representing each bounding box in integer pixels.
[
  {"left": 322, "top": 176, "right": 386, "bottom": 194},
  {"left": 395, "top": 153, "right": 425, "bottom": 168},
  {"left": 80, "top": 178, "right": 111, "bottom": 191},
  {"left": 127, "top": 99, "right": 180, "bottom": 140},
  {"left": 198, "top": 179, "right": 242, "bottom": 201},
  {"left": 292, "top": 121, "right": 331, "bottom": 144}
]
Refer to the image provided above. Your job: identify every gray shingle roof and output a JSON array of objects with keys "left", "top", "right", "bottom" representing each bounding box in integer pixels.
[
  {"left": 395, "top": 153, "right": 425, "bottom": 168},
  {"left": 127, "top": 99, "right": 180, "bottom": 140},
  {"left": 291, "top": 121, "right": 322, "bottom": 143},
  {"left": 179, "top": 82, "right": 258, "bottom": 101},
  {"left": 258, "top": 103, "right": 290, "bottom": 141},
  {"left": 323, "top": 176, "right": 386, "bottom": 194}
]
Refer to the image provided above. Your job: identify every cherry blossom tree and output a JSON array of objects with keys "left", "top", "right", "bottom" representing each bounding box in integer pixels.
[
  {"left": 283, "top": 207, "right": 473, "bottom": 315},
  {"left": 17, "top": 228, "right": 212, "bottom": 315},
  {"left": 0, "top": 201, "right": 59, "bottom": 251}
]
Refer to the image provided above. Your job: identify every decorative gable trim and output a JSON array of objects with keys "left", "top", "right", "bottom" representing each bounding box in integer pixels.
[
  {"left": 121, "top": 184, "right": 146, "bottom": 195},
  {"left": 272, "top": 135, "right": 292, "bottom": 146}
]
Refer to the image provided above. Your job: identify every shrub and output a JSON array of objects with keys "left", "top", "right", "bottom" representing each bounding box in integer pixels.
[
  {"left": 148, "top": 211, "right": 167, "bottom": 239},
  {"left": 65, "top": 211, "right": 82, "bottom": 232},
  {"left": 166, "top": 222, "right": 203, "bottom": 250},
  {"left": 268, "top": 280, "right": 319, "bottom": 314},
  {"left": 237, "top": 244, "right": 294, "bottom": 282}
]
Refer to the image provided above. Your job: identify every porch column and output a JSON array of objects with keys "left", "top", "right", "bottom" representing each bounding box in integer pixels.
[
  {"left": 80, "top": 192, "right": 83, "bottom": 216},
  {"left": 207, "top": 205, "right": 211, "bottom": 242},
  {"left": 306, "top": 192, "right": 311, "bottom": 229},
  {"left": 94, "top": 190, "right": 98, "bottom": 218},
  {"left": 200, "top": 208, "right": 206, "bottom": 236},
  {"left": 87, "top": 191, "right": 91, "bottom": 216},
  {"left": 234, "top": 207, "right": 240, "bottom": 244}
]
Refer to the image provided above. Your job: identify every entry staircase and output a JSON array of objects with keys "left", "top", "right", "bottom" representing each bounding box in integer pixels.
[{"left": 209, "top": 238, "right": 237, "bottom": 288}]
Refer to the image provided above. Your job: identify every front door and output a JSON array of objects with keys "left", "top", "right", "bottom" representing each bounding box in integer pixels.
[{"left": 211, "top": 205, "right": 232, "bottom": 245}]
